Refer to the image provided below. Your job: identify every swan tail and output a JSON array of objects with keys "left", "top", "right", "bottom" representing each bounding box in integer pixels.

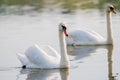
[{"left": 16, "top": 53, "right": 29, "bottom": 66}]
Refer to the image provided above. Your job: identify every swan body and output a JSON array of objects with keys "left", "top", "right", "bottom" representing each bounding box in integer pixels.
[
  {"left": 66, "top": 29, "right": 106, "bottom": 45},
  {"left": 17, "top": 45, "right": 60, "bottom": 68},
  {"left": 66, "top": 4, "right": 116, "bottom": 46},
  {"left": 17, "top": 23, "right": 69, "bottom": 69}
]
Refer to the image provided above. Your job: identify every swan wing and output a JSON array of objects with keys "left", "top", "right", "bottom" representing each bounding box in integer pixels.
[
  {"left": 40, "top": 45, "right": 60, "bottom": 58},
  {"left": 67, "top": 29, "right": 105, "bottom": 45},
  {"left": 25, "top": 45, "right": 60, "bottom": 68},
  {"left": 17, "top": 53, "right": 42, "bottom": 68},
  {"left": 87, "top": 30, "right": 105, "bottom": 41},
  {"left": 16, "top": 53, "right": 30, "bottom": 65}
]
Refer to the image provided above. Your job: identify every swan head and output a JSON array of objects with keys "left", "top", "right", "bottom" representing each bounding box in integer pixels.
[
  {"left": 59, "top": 23, "right": 68, "bottom": 37},
  {"left": 107, "top": 4, "right": 116, "bottom": 14}
]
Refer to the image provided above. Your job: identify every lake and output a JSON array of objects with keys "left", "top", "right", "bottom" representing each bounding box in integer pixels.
[{"left": 0, "top": 0, "right": 120, "bottom": 80}]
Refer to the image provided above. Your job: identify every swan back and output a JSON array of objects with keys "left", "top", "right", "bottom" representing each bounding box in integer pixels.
[
  {"left": 25, "top": 45, "right": 60, "bottom": 68},
  {"left": 17, "top": 45, "right": 61, "bottom": 68},
  {"left": 66, "top": 29, "right": 106, "bottom": 45},
  {"left": 39, "top": 45, "right": 60, "bottom": 58}
]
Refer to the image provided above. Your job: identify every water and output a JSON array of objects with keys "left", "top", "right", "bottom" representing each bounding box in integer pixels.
[{"left": 0, "top": 0, "right": 120, "bottom": 80}]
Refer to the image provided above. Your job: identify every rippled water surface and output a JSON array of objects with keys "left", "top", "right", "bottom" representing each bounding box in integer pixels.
[{"left": 0, "top": 0, "right": 120, "bottom": 80}]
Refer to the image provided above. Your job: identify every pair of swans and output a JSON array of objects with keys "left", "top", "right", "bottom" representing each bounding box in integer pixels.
[
  {"left": 17, "top": 4, "right": 116, "bottom": 69},
  {"left": 66, "top": 4, "right": 116, "bottom": 46}
]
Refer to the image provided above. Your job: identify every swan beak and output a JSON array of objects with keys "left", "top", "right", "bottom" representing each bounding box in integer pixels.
[
  {"left": 111, "top": 9, "right": 117, "bottom": 14},
  {"left": 64, "top": 30, "right": 68, "bottom": 37}
]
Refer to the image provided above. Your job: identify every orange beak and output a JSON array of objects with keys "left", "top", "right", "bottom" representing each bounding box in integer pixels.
[
  {"left": 63, "top": 30, "right": 68, "bottom": 37},
  {"left": 111, "top": 9, "right": 117, "bottom": 14}
]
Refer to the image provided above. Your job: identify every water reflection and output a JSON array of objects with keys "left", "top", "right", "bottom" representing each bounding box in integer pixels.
[
  {"left": 18, "top": 68, "right": 69, "bottom": 80},
  {"left": 67, "top": 46, "right": 105, "bottom": 61},
  {"left": 67, "top": 45, "right": 116, "bottom": 80},
  {"left": 106, "top": 46, "right": 117, "bottom": 80}
]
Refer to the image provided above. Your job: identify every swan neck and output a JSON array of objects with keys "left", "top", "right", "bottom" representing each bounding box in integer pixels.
[
  {"left": 106, "top": 11, "right": 113, "bottom": 44},
  {"left": 59, "top": 30, "right": 69, "bottom": 68}
]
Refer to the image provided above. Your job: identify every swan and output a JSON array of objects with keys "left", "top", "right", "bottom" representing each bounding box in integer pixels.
[
  {"left": 17, "top": 23, "right": 70, "bottom": 69},
  {"left": 66, "top": 4, "right": 116, "bottom": 46}
]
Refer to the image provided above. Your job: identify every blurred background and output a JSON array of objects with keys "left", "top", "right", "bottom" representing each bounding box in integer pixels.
[{"left": 0, "top": 0, "right": 120, "bottom": 15}]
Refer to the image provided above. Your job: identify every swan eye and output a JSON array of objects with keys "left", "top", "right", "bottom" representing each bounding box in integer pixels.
[
  {"left": 109, "top": 6, "right": 114, "bottom": 10},
  {"left": 108, "top": 5, "right": 116, "bottom": 14},
  {"left": 62, "top": 25, "right": 67, "bottom": 30},
  {"left": 59, "top": 23, "right": 67, "bottom": 31}
]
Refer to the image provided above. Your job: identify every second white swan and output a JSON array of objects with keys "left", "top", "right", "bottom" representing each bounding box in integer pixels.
[
  {"left": 66, "top": 4, "right": 116, "bottom": 46},
  {"left": 17, "top": 23, "right": 69, "bottom": 69}
]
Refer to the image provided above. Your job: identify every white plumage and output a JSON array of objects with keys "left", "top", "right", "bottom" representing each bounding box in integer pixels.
[
  {"left": 17, "top": 45, "right": 60, "bottom": 68},
  {"left": 66, "top": 4, "right": 116, "bottom": 46},
  {"left": 17, "top": 23, "right": 69, "bottom": 69},
  {"left": 66, "top": 29, "right": 106, "bottom": 45}
]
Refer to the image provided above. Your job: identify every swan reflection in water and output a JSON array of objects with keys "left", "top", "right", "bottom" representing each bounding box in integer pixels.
[
  {"left": 17, "top": 68, "right": 69, "bottom": 80},
  {"left": 67, "top": 46, "right": 105, "bottom": 61},
  {"left": 106, "top": 46, "right": 118, "bottom": 80},
  {"left": 17, "top": 46, "right": 117, "bottom": 80},
  {"left": 67, "top": 45, "right": 117, "bottom": 80}
]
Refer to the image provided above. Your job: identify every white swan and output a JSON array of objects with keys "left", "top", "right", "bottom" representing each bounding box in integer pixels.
[
  {"left": 17, "top": 23, "right": 70, "bottom": 69},
  {"left": 66, "top": 4, "right": 116, "bottom": 46}
]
